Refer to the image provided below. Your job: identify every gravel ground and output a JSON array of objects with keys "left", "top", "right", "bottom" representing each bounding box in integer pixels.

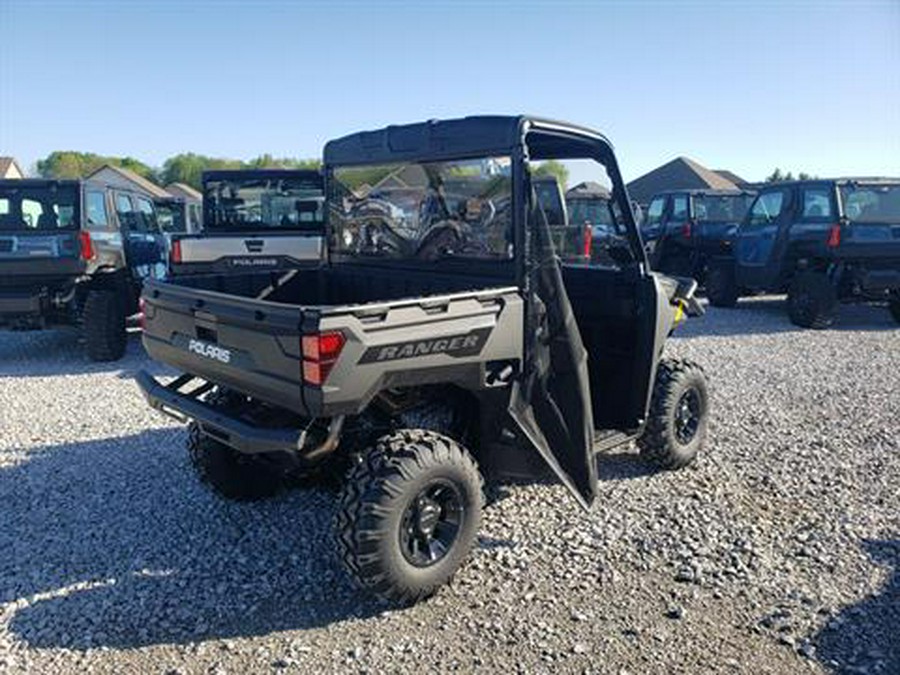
[{"left": 1, "top": 298, "right": 898, "bottom": 675}]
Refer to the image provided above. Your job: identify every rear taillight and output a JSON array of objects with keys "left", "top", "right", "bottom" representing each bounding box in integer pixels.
[
  {"left": 171, "top": 239, "right": 182, "bottom": 264},
  {"left": 582, "top": 223, "right": 593, "bottom": 259},
  {"left": 301, "top": 331, "right": 345, "bottom": 386},
  {"left": 78, "top": 231, "right": 94, "bottom": 261},
  {"left": 826, "top": 223, "right": 841, "bottom": 248},
  {"left": 681, "top": 222, "right": 692, "bottom": 239}
]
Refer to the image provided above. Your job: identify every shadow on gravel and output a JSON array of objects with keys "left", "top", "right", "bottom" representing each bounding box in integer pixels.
[
  {"left": 813, "top": 539, "right": 899, "bottom": 674},
  {"left": 596, "top": 449, "right": 656, "bottom": 482},
  {"left": 3, "top": 429, "right": 381, "bottom": 651},
  {"left": 0, "top": 329, "right": 172, "bottom": 380},
  {"left": 675, "top": 298, "right": 897, "bottom": 339}
]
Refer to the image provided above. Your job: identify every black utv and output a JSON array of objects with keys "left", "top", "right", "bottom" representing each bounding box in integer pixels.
[
  {"left": 706, "top": 178, "right": 900, "bottom": 328},
  {"left": 0, "top": 178, "right": 168, "bottom": 360},
  {"left": 642, "top": 189, "right": 755, "bottom": 283},
  {"left": 137, "top": 116, "right": 710, "bottom": 604}
]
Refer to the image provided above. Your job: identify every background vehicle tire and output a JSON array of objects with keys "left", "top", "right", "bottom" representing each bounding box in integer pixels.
[
  {"left": 187, "top": 389, "right": 284, "bottom": 501},
  {"left": 82, "top": 290, "right": 127, "bottom": 362},
  {"left": 888, "top": 293, "right": 900, "bottom": 325},
  {"left": 705, "top": 263, "right": 739, "bottom": 308},
  {"left": 336, "top": 429, "right": 483, "bottom": 605},
  {"left": 637, "top": 359, "right": 709, "bottom": 470},
  {"left": 787, "top": 272, "right": 838, "bottom": 329}
]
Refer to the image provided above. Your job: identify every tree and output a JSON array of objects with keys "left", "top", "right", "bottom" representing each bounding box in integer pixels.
[
  {"left": 532, "top": 160, "right": 569, "bottom": 190},
  {"left": 36, "top": 150, "right": 323, "bottom": 191},
  {"left": 245, "top": 154, "right": 321, "bottom": 171},
  {"left": 162, "top": 153, "right": 322, "bottom": 189},
  {"left": 765, "top": 168, "right": 817, "bottom": 183},
  {"left": 37, "top": 151, "right": 157, "bottom": 182}
]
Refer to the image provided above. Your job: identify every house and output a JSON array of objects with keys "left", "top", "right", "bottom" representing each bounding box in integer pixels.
[
  {"left": 87, "top": 164, "right": 171, "bottom": 200},
  {"left": 0, "top": 157, "right": 25, "bottom": 179},
  {"left": 165, "top": 182, "right": 202, "bottom": 203},
  {"left": 626, "top": 157, "right": 741, "bottom": 207},
  {"left": 87, "top": 165, "right": 203, "bottom": 232},
  {"left": 713, "top": 169, "right": 751, "bottom": 189}
]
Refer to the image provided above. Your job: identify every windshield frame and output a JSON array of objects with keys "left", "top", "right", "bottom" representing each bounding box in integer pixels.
[
  {"left": 0, "top": 181, "right": 81, "bottom": 232},
  {"left": 690, "top": 192, "right": 755, "bottom": 223},
  {"left": 327, "top": 156, "right": 517, "bottom": 271},
  {"left": 201, "top": 170, "right": 324, "bottom": 233},
  {"left": 322, "top": 117, "right": 648, "bottom": 279},
  {"left": 839, "top": 182, "right": 900, "bottom": 223}
]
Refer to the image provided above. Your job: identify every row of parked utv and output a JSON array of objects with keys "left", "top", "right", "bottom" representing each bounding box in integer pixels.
[
  {"left": 1, "top": 116, "right": 897, "bottom": 607},
  {"left": 640, "top": 181, "right": 900, "bottom": 328}
]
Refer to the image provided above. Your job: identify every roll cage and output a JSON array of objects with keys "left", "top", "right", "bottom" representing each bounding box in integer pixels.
[{"left": 322, "top": 115, "right": 649, "bottom": 278}]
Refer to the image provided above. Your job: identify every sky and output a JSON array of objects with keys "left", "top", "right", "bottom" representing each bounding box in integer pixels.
[{"left": 1, "top": 0, "right": 898, "bottom": 184}]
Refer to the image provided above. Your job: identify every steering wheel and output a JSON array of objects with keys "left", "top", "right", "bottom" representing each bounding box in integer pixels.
[{"left": 415, "top": 220, "right": 494, "bottom": 261}]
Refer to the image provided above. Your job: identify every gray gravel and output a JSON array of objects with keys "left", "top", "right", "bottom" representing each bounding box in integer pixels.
[{"left": 1, "top": 298, "right": 898, "bottom": 675}]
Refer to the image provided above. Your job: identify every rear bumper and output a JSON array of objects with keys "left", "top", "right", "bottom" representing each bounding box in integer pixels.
[
  {"left": 0, "top": 290, "right": 43, "bottom": 317},
  {"left": 856, "top": 267, "right": 900, "bottom": 293},
  {"left": 135, "top": 370, "right": 305, "bottom": 454},
  {"left": 834, "top": 259, "right": 900, "bottom": 296}
]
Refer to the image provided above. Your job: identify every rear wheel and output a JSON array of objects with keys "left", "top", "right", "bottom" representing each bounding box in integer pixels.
[
  {"left": 187, "top": 389, "right": 285, "bottom": 501},
  {"left": 335, "top": 429, "right": 483, "bottom": 605},
  {"left": 787, "top": 272, "right": 838, "bottom": 329},
  {"left": 82, "top": 290, "right": 126, "bottom": 361},
  {"left": 637, "top": 359, "right": 709, "bottom": 470},
  {"left": 888, "top": 293, "right": 900, "bottom": 325},
  {"left": 705, "top": 263, "right": 739, "bottom": 308}
]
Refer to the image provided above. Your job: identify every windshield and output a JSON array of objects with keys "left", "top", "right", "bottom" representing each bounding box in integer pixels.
[
  {"left": 692, "top": 194, "right": 753, "bottom": 222},
  {"left": 204, "top": 175, "right": 324, "bottom": 232},
  {"left": 841, "top": 184, "right": 900, "bottom": 223},
  {"left": 156, "top": 200, "right": 185, "bottom": 233},
  {"left": 567, "top": 197, "right": 614, "bottom": 228},
  {"left": 330, "top": 157, "right": 513, "bottom": 261},
  {"left": 0, "top": 183, "right": 79, "bottom": 231}
]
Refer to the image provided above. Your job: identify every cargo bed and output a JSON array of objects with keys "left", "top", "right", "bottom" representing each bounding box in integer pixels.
[{"left": 142, "top": 262, "right": 523, "bottom": 417}]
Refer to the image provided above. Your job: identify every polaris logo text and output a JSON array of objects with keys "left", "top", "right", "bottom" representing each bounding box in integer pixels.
[
  {"left": 358, "top": 328, "right": 491, "bottom": 364},
  {"left": 188, "top": 339, "right": 231, "bottom": 364},
  {"left": 230, "top": 257, "right": 279, "bottom": 267}
]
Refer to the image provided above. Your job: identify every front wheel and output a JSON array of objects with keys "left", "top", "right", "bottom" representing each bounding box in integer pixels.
[
  {"left": 888, "top": 292, "right": 900, "bottom": 325},
  {"left": 787, "top": 272, "right": 838, "bottom": 329},
  {"left": 335, "top": 430, "right": 483, "bottom": 605},
  {"left": 637, "top": 359, "right": 709, "bottom": 470},
  {"left": 705, "top": 263, "right": 739, "bottom": 308}
]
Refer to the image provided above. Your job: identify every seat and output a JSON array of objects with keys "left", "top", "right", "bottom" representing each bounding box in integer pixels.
[{"left": 37, "top": 212, "right": 59, "bottom": 229}]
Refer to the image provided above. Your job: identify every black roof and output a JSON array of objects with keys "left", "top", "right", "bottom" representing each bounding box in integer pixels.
[
  {"left": 0, "top": 178, "right": 82, "bottom": 187},
  {"left": 651, "top": 188, "right": 756, "bottom": 198},
  {"left": 757, "top": 177, "right": 900, "bottom": 188},
  {"left": 324, "top": 115, "right": 614, "bottom": 166}
]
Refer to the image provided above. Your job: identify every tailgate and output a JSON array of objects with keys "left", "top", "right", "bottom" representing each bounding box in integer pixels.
[
  {"left": 171, "top": 232, "right": 324, "bottom": 275},
  {"left": 141, "top": 278, "right": 307, "bottom": 412},
  {"left": 0, "top": 232, "right": 84, "bottom": 278},
  {"left": 840, "top": 222, "right": 900, "bottom": 260}
]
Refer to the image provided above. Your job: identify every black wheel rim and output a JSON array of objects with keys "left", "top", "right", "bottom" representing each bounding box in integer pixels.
[
  {"left": 674, "top": 388, "right": 702, "bottom": 445},
  {"left": 399, "top": 480, "right": 464, "bottom": 567}
]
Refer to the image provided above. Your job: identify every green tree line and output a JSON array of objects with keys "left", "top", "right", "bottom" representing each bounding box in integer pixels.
[
  {"left": 765, "top": 168, "right": 817, "bottom": 183},
  {"left": 36, "top": 151, "right": 321, "bottom": 190}
]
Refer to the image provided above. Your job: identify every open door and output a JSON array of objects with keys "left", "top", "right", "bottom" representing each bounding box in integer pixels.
[
  {"left": 508, "top": 181, "right": 598, "bottom": 509},
  {"left": 735, "top": 187, "right": 791, "bottom": 290}
]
